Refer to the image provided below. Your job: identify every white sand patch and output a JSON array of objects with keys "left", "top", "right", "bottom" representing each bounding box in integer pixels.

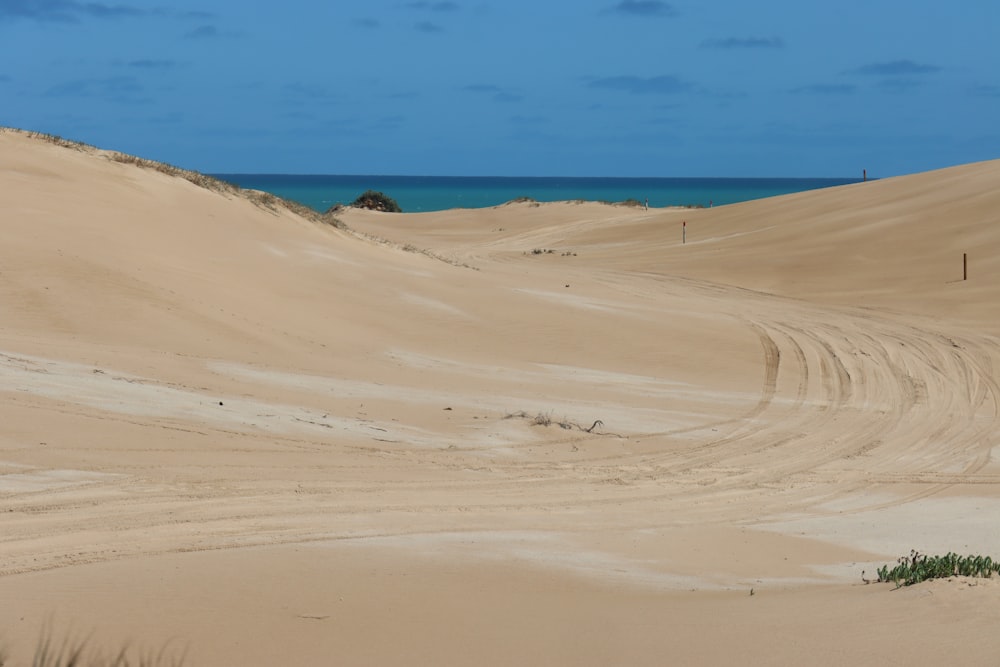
[
  {"left": 534, "top": 363, "right": 762, "bottom": 407},
  {"left": 259, "top": 243, "right": 288, "bottom": 258},
  {"left": 0, "top": 351, "right": 434, "bottom": 443},
  {"left": 689, "top": 224, "right": 781, "bottom": 245},
  {"left": 301, "top": 246, "right": 361, "bottom": 267},
  {"left": 398, "top": 292, "right": 468, "bottom": 317},
  {"left": 813, "top": 492, "right": 904, "bottom": 513},
  {"left": 388, "top": 351, "right": 752, "bottom": 408},
  {"left": 0, "top": 461, "right": 34, "bottom": 472},
  {"left": 0, "top": 467, "right": 119, "bottom": 493},
  {"left": 210, "top": 359, "right": 491, "bottom": 408},
  {"left": 340, "top": 531, "right": 713, "bottom": 590},
  {"left": 758, "top": 495, "right": 1000, "bottom": 562},
  {"left": 537, "top": 363, "right": 694, "bottom": 389},
  {"left": 384, "top": 349, "right": 523, "bottom": 378},
  {"left": 210, "top": 360, "right": 715, "bottom": 436},
  {"left": 512, "top": 288, "right": 628, "bottom": 313}
]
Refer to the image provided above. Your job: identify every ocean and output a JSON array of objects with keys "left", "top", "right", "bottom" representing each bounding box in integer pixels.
[{"left": 211, "top": 174, "right": 864, "bottom": 214}]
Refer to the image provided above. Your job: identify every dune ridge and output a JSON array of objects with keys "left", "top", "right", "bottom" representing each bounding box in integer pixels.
[{"left": 3, "top": 129, "right": 1000, "bottom": 665}]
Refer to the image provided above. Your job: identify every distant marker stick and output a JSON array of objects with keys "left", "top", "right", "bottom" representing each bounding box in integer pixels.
[{"left": 683, "top": 220, "right": 686, "bottom": 244}]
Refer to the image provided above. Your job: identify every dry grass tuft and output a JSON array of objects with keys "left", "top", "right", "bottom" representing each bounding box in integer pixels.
[
  {"left": 503, "top": 411, "right": 612, "bottom": 435},
  {"left": 2, "top": 126, "right": 347, "bottom": 233},
  {"left": 0, "top": 627, "right": 186, "bottom": 667}
]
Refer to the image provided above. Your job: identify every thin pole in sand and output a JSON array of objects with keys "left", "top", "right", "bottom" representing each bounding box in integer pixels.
[
  {"left": 683, "top": 220, "right": 686, "bottom": 244},
  {"left": 964, "top": 253, "right": 968, "bottom": 281}
]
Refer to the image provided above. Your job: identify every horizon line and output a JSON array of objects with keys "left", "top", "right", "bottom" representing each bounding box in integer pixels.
[{"left": 209, "top": 172, "right": 869, "bottom": 181}]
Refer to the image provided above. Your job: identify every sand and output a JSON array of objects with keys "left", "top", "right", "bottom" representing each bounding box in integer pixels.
[{"left": 2, "top": 128, "right": 1000, "bottom": 664}]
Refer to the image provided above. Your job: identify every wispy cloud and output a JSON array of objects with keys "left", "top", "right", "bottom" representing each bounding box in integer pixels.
[
  {"left": 702, "top": 36, "right": 784, "bottom": 49},
  {"left": 876, "top": 78, "right": 924, "bottom": 93},
  {"left": 462, "top": 83, "right": 523, "bottom": 103},
  {"left": 509, "top": 115, "right": 548, "bottom": 125},
  {"left": 43, "top": 76, "right": 149, "bottom": 104},
  {"left": 43, "top": 80, "right": 90, "bottom": 97},
  {"left": 185, "top": 25, "right": 219, "bottom": 39},
  {"left": 969, "top": 84, "right": 1000, "bottom": 98},
  {"left": 606, "top": 1, "right": 675, "bottom": 16},
  {"left": 0, "top": 1, "right": 212, "bottom": 23},
  {"left": 372, "top": 115, "right": 406, "bottom": 131},
  {"left": 162, "top": 9, "right": 216, "bottom": 20},
  {"left": 283, "top": 82, "right": 338, "bottom": 100},
  {"left": 415, "top": 20, "right": 444, "bottom": 32},
  {"left": 0, "top": 1, "right": 140, "bottom": 22},
  {"left": 405, "top": 1, "right": 460, "bottom": 10},
  {"left": 404, "top": 1, "right": 459, "bottom": 32},
  {"left": 790, "top": 83, "right": 857, "bottom": 95},
  {"left": 126, "top": 59, "right": 177, "bottom": 70},
  {"left": 145, "top": 111, "right": 184, "bottom": 125},
  {"left": 588, "top": 74, "right": 692, "bottom": 95},
  {"left": 463, "top": 84, "right": 501, "bottom": 93},
  {"left": 848, "top": 60, "right": 940, "bottom": 76}
]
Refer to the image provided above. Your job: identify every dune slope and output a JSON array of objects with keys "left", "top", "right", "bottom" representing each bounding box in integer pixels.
[{"left": 3, "top": 129, "right": 1000, "bottom": 665}]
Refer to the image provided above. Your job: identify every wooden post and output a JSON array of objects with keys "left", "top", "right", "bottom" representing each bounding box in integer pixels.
[
  {"left": 964, "top": 253, "right": 968, "bottom": 281},
  {"left": 683, "top": 220, "right": 686, "bottom": 244}
]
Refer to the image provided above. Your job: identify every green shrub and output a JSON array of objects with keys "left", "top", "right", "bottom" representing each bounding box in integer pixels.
[
  {"left": 351, "top": 190, "right": 402, "bottom": 213},
  {"left": 875, "top": 550, "right": 1000, "bottom": 588}
]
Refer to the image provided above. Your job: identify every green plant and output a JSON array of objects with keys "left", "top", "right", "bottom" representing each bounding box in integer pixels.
[
  {"left": 351, "top": 190, "right": 402, "bottom": 213},
  {"left": 874, "top": 550, "right": 1000, "bottom": 588}
]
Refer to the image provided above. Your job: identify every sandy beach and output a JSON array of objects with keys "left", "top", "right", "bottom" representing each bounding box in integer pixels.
[{"left": 2, "top": 128, "right": 1000, "bottom": 664}]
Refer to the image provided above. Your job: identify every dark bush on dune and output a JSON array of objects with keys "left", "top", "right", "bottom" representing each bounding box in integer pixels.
[{"left": 351, "top": 190, "right": 402, "bottom": 213}]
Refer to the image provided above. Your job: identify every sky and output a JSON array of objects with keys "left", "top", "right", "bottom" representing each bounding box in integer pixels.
[{"left": 2, "top": 0, "right": 998, "bottom": 177}]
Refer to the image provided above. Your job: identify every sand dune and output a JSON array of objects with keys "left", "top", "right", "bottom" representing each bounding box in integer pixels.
[{"left": 2, "top": 128, "right": 1000, "bottom": 664}]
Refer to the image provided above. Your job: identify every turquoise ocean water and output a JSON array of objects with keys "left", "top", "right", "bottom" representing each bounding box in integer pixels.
[{"left": 212, "top": 174, "right": 864, "bottom": 213}]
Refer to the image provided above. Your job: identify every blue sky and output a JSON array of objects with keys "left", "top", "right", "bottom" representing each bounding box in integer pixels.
[{"left": 2, "top": 0, "right": 998, "bottom": 176}]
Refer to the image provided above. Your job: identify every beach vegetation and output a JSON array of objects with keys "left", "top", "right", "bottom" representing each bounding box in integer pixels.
[
  {"left": 0, "top": 627, "right": 186, "bottom": 667},
  {"left": 12, "top": 129, "right": 93, "bottom": 152},
  {"left": 320, "top": 205, "right": 349, "bottom": 229},
  {"left": 524, "top": 248, "right": 575, "bottom": 257},
  {"left": 595, "top": 198, "right": 643, "bottom": 207},
  {"left": 503, "top": 411, "right": 608, "bottom": 434},
  {"left": 872, "top": 550, "right": 1000, "bottom": 588},
  {"left": 3, "top": 126, "right": 348, "bottom": 232},
  {"left": 531, "top": 411, "right": 552, "bottom": 427},
  {"left": 351, "top": 190, "right": 402, "bottom": 213}
]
